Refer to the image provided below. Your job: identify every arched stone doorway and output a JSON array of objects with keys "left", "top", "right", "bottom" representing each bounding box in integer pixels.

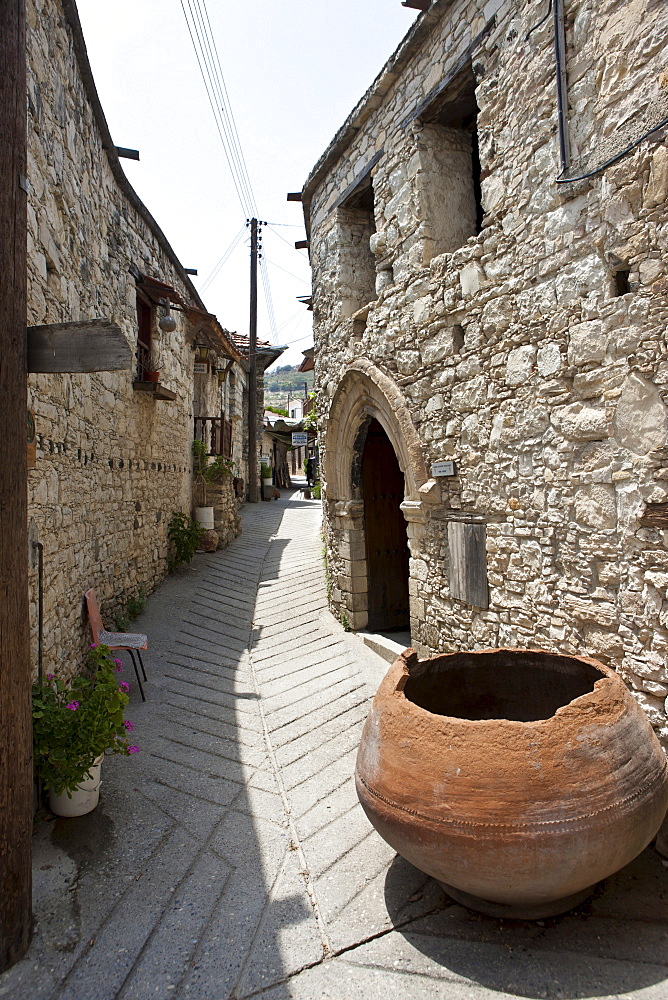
[
  {"left": 361, "top": 419, "right": 410, "bottom": 630},
  {"left": 322, "top": 359, "right": 437, "bottom": 643}
]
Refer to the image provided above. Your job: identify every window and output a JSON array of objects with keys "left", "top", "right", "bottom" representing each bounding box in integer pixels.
[
  {"left": 336, "top": 172, "right": 377, "bottom": 317},
  {"left": 417, "top": 63, "right": 483, "bottom": 256},
  {"left": 136, "top": 292, "right": 153, "bottom": 380}
]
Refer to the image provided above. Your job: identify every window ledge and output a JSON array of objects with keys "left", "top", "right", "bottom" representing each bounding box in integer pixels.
[{"left": 133, "top": 380, "right": 177, "bottom": 401}]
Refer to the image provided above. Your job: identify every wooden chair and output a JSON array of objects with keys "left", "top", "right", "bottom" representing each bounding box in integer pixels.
[{"left": 84, "top": 588, "right": 148, "bottom": 701}]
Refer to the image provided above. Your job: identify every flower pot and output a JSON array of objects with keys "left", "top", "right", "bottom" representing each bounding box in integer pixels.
[
  {"left": 145, "top": 370, "right": 160, "bottom": 383},
  {"left": 262, "top": 477, "right": 273, "bottom": 486},
  {"left": 356, "top": 648, "right": 668, "bottom": 919},
  {"left": 194, "top": 506, "right": 214, "bottom": 530},
  {"left": 49, "top": 754, "right": 104, "bottom": 817}
]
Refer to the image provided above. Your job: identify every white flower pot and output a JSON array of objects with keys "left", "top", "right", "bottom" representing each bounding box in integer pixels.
[
  {"left": 194, "top": 506, "right": 215, "bottom": 530},
  {"left": 49, "top": 754, "right": 104, "bottom": 817},
  {"left": 262, "top": 477, "right": 273, "bottom": 486}
]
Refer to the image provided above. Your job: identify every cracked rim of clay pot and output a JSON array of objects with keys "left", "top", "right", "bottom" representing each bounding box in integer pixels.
[{"left": 394, "top": 645, "right": 619, "bottom": 726}]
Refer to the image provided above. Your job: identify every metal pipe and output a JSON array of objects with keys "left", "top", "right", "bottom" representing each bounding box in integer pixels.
[
  {"left": 33, "top": 541, "right": 43, "bottom": 684},
  {"left": 553, "top": 0, "right": 570, "bottom": 172}
]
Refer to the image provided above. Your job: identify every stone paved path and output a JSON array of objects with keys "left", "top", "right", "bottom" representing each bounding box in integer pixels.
[{"left": 2, "top": 490, "right": 667, "bottom": 1000}]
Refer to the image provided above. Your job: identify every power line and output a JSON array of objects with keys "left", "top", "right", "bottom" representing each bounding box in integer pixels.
[
  {"left": 264, "top": 256, "right": 310, "bottom": 284},
  {"left": 259, "top": 256, "right": 278, "bottom": 341},
  {"left": 180, "top": 0, "right": 256, "bottom": 217},
  {"left": 200, "top": 225, "right": 246, "bottom": 293},
  {"left": 266, "top": 224, "right": 310, "bottom": 257}
]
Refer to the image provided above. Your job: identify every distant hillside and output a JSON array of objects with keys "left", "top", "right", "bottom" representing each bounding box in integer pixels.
[{"left": 264, "top": 365, "right": 314, "bottom": 395}]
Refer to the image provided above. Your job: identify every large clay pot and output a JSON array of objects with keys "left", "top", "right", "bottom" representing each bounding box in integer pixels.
[{"left": 356, "top": 648, "right": 668, "bottom": 919}]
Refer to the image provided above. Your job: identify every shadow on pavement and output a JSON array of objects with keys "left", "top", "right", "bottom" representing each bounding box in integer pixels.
[{"left": 384, "top": 847, "right": 668, "bottom": 999}]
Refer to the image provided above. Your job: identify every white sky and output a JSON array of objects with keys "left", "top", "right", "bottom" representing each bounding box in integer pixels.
[{"left": 74, "top": 0, "right": 418, "bottom": 368}]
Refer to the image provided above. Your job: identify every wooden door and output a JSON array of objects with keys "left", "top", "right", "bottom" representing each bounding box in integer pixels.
[{"left": 361, "top": 420, "right": 410, "bottom": 630}]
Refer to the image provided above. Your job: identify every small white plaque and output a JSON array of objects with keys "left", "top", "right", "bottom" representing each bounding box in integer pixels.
[
  {"left": 431, "top": 460, "right": 455, "bottom": 477},
  {"left": 291, "top": 432, "right": 308, "bottom": 446}
]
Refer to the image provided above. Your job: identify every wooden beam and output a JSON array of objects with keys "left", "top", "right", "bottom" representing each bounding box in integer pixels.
[
  {"left": 640, "top": 503, "right": 668, "bottom": 529},
  {"left": 115, "top": 146, "right": 139, "bottom": 160},
  {"left": 286, "top": 192, "right": 302, "bottom": 202},
  {"left": 0, "top": 0, "right": 32, "bottom": 971},
  {"left": 295, "top": 240, "right": 309, "bottom": 250},
  {"left": 27, "top": 319, "right": 132, "bottom": 373}
]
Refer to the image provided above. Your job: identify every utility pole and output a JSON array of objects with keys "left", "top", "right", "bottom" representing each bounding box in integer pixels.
[
  {"left": 247, "top": 218, "right": 258, "bottom": 503},
  {"left": 0, "top": 0, "right": 33, "bottom": 971}
]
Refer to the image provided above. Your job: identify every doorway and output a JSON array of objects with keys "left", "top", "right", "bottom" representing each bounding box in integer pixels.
[{"left": 361, "top": 419, "right": 410, "bottom": 631}]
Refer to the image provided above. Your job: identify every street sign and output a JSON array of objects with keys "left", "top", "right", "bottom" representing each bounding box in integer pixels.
[
  {"left": 431, "top": 460, "right": 456, "bottom": 477},
  {"left": 292, "top": 432, "right": 308, "bottom": 446}
]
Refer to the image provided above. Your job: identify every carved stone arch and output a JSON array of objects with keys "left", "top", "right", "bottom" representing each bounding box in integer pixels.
[
  {"left": 322, "top": 358, "right": 432, "bottom": 643},
  {"left": 324, "top": 358, "right": 428, "bottom": 505}
]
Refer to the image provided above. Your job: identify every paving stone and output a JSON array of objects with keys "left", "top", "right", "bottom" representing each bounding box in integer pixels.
[{"left": 4, "top": 488, "right": 667, "bottom": 1000}]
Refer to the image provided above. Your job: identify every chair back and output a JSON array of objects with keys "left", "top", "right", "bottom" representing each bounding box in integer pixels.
[{"left": 84, "top": 588, "right": 104, "bottom": 644}]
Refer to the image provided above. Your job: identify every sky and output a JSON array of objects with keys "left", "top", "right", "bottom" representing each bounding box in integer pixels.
[{"left": 74, "top": 0, "right": 419, "bottom": 369}]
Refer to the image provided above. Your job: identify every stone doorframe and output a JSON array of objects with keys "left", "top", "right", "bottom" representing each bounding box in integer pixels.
[{"left": 323, "top": 358, "right": 439, "bottom": 633}]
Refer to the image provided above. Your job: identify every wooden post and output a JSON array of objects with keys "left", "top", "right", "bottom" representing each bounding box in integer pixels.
[
  {"left": 0, "top": 0, "right": 33, "bottom": 971},
  {"left": 247, "top": 218, "right": 259, "bottom": 503}
]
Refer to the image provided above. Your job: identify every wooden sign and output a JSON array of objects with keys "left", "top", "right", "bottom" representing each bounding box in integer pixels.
[
  {"left": 26, "top": 411, "right": 36, "bottom": 469},
  {"left": 27, "top": 319, "right": 131, "bottom": 373}
]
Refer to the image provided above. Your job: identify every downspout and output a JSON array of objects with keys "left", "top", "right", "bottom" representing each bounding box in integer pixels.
[{"left": 553, "top": 0, "right": 570, "bottom": 173}]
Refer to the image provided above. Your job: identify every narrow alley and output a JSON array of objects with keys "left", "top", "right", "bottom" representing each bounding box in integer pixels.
[{"left": 2, "top": 490, "right": 666, "bottom": 1000}]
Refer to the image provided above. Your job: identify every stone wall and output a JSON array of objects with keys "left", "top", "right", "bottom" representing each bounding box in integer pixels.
[
  {"left": 26, "top": 0, "right": 210, "bottom": 676},
  {"left": 306, "top": 0, "right": 668, "bottom": 743}
]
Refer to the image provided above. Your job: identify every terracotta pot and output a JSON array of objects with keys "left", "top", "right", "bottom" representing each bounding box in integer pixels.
[
  {"left": 356, "top": 648, "right": 668, "bottom": 919},
  {"left": 145, "top": 370, "right": 159, "bottom": 383}
]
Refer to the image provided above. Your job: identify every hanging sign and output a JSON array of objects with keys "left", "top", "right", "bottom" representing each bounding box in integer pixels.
[
  {"left": 194, "top": 361, "right": 209, "bottom": 374},
  {"left": 291, "top": 432, "right": 308, "bottom": 446}
]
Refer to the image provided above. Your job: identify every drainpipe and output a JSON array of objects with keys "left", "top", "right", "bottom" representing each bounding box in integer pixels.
[
  {"left": 553, "top": 0, "right": 570, "bottom": 173},
  {"left": 33, "top": 541, "right": 44, "bottom": 684}
]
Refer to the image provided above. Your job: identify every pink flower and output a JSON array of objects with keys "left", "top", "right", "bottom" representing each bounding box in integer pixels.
[
  {"left": 120, "top": 682, "right": 130, "bottom": 693},
  {"left": 89, "top": 644, "right": 98, "bottom": 649},
  {"left": 114, "top": 659, "right": 123, "bottom": 671},
  {"left": 123, "top": 720, "right": 134, "bottom": 732},
  {"left": 66, "top": 701, "right": 79, "bottom": 711},
  {"left": 127, "top": 745, "right": 139, "bottom": 754},
  {"left": 46, "top": 673, "right": 54, "bottom": 681}
]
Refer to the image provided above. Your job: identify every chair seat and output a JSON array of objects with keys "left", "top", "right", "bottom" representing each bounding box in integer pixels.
[{"left": 99, "top": 629, "right": 148, "bottom": 650}]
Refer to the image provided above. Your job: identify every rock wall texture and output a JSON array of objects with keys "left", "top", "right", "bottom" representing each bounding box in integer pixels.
[
  {"left": 306, "top": 0, "right": 668, "bottom": 742},
  {"left": 25, "top": 0, "right": 234, "bottom": 676}
]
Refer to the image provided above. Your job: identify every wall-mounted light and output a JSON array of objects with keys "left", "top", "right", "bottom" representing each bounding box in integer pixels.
[
  {"left": 195, "top": 343, "right": 210, "bottom": 360},
  {"left": 158, "top": 299, "right": 177, "bottom": 333}
]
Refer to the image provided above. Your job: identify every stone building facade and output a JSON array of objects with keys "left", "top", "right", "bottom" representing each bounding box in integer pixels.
[
  {"left": 25, "top": 0, "right": 242, "bottom": 675},
  {"left": 304, "top": 0, "right": 668, "bottom": 742}
]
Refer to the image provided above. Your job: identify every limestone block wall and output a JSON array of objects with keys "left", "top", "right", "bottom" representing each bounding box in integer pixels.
[
  {"left": 25, "top": 0, "right": 206, "bottom": 677},
  {"left": 307, "top": 0, "right": 668, "bottom": 742}
]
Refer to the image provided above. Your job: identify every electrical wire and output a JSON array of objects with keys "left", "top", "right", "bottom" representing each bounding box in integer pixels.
[
  {"left": 556, "top": 115, "right": 668, "bottom": 184},
  {"left": 200, "top": 225, "right": 247, "bottom": 293},
  {"left": 266, "top": 225, "right": 310, "bottom": 257},
  {"left": 264, "top": 257, "right": 311, "bottom": 284},
  {"left": 180, "top": 0, "right": 288, "bottom": 340},
  {"left": 525, "top": 0, "right": 552, "bottom": 40},
  {"left": 180, "top": 0, "right": 257, "bottom": 217},
  {"left": 259, "top": 256, "right": 278, "bottom": 341}
]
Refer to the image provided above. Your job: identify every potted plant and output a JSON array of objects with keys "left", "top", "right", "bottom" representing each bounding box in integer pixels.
[
  {"left": 32, "top": 644, "right": 138, "bottom": 816},
  {"left": 192, "top": 438, "right": 214, "bottom": 529},
  {"left": 145, "top": 347, "right": 161, "bottom": 383},
  {"left": 260, "top": 462, "right": 272, "bottom": 486}
]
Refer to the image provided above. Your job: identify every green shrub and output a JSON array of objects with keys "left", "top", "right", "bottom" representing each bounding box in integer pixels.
[{"left": 168, "top": 511, "right": 204, "bottom": 570}]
